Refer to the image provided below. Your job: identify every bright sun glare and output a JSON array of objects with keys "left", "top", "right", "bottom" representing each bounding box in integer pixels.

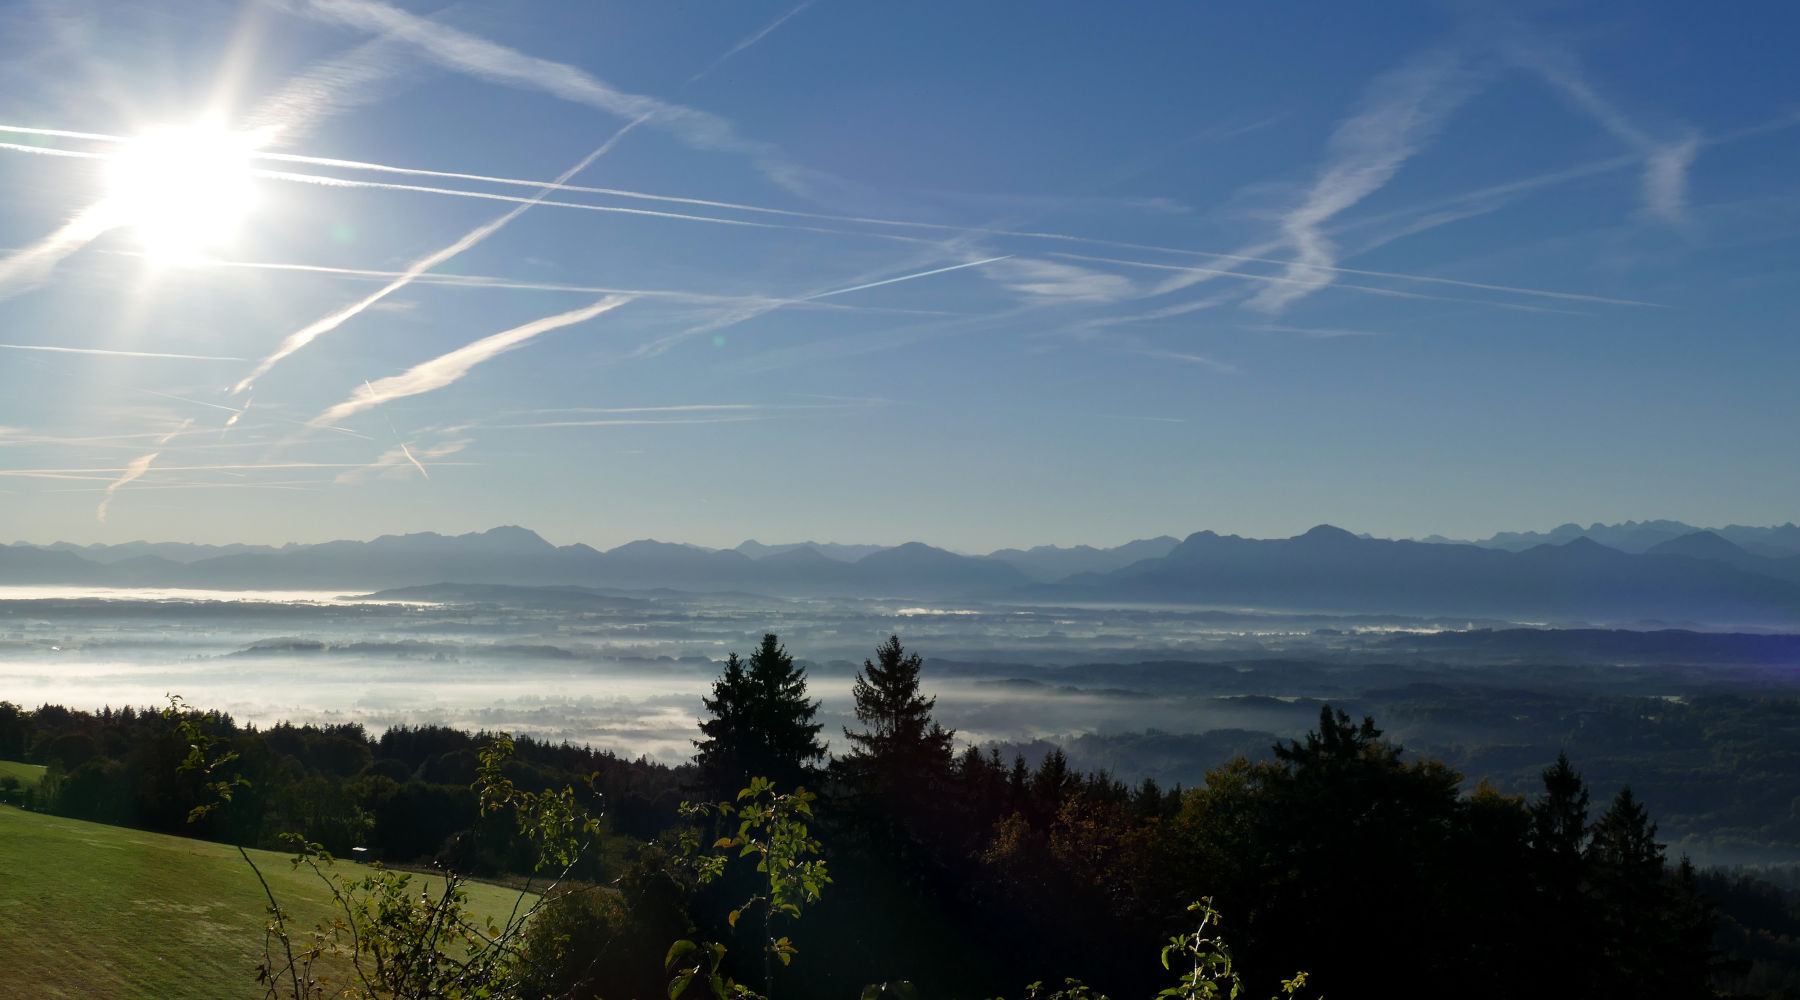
[{"left": 104, "top": 123, "right": 258, "bottom": 261}]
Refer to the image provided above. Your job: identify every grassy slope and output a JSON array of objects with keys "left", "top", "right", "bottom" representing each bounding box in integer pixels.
[
  {"left": 0, "top": 807, "right": 533, "bottom": 1000},
  {"left": 0, "top": 760, "right": 45, "bottom": 787}
]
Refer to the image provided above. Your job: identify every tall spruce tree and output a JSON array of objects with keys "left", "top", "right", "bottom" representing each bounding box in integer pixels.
[
  {"left": 839, "top": 636, "right": 954, "bottom": 824},
  {"left": 694, "top": 634, "right": 824, "bottom": 795},
  {"left": 842, "top": 636, "right": 953, "bottom": 769}
]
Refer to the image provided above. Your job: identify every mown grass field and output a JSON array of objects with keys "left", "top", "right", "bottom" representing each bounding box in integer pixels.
[
  {"left": 0, "top": 760, "right": 45, "bottom": 787},
  {"left": 0, "top": 806, "right": 534, "bottom": 1000}
]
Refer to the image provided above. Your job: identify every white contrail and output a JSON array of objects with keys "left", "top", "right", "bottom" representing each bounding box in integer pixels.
[
  {"left": 308, "top": 295, "right": 632, "bottom": 427},
  {"left": 245, "top": 166, "right": 938, "bottom": 245},
  {"left": 515, "top": 404, "right": 767, "bottom": 415},
  {"left": 486, "top": 416, "right": 767, "bottom": 429},
  {"left": 0, "top": 140, "right": 101, "bottom": 160},
  {"left": 361, "top": 379, "right": 429, "bottom": 479},
  {"left": 58, "top": 481, "right": 324, "bottom": 494},
  {"left": 0, "top": 128, "right": 1725, "bottom": 313},
  {"left": 395, "top": 442, "right": 428, "bottom": 478},
  {"left": 0, "top": 462, "right": 392, "bottom": 475},
  {"left": 0, "top": 124, "right": 123, "bottom": 143},
  {"left": 113, "top": 254, "right": 944, "bottom": 314},
  {"left": 629, "top": 254, "right": 1015, "bottom": 360},
  {"left": 804, "top": 255, "right": 1013, "bottom": 300},
  {"left": 0, "top": 343, "right": 244, "bottom": 360},
  {"left": 90, "top": 417, "right": 196, "bottom": 520},
  {"left": 686, "top": 0, "right": 816, "bottom": 86},
  {"left": 233, "top": 122, "right": 646, "bottom": 393},
  {"left": 1052, "top": 251, "right": 1660, "bottom": 308},
  {"left": 0, "top": 203, "right": 116, "bottom": 302},
  {"left": 1052, "top": 252, "right": 1590, "bottom": 314}
]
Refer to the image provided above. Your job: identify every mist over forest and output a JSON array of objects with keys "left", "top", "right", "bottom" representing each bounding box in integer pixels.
[{"left": 7, "top": 520, "right": 1800, "bottom": 870}]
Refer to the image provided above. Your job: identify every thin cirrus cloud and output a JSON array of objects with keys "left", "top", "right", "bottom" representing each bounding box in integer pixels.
[
  {"left": 306, "top": 295, "right": 634, "bottom": 428},
  {"left": 1251, "top": 324, "right": 1386, "bottom": 338},
  {"left": 1124, "top": 348, "right": 1237, "bottom": 374},
  {"left": 0, "top": 203, "right": 116, "bottom": 303},
  {"left": 94, "top": 453, "right": 158, "bottom": 521},
  {"left": 94, "top": 417, "right": 196, "bottom": 520},
  {"left": 987, "top": 257, "right": 1137, "bottom": 304},
  {"left": 1247, "top": 47, "right": 1483, "bottom": 313},
  {"left": 294, "top": 0, "right": 837, "bottom": 200},
  {"left": 1503, "top": 35, "right": 1697, "bottom": 224}
]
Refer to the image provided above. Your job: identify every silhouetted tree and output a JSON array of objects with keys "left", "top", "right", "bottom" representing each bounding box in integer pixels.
[
  {"left": 837, "top": 635, "right": 954, "bottom": 843},
  {"left": 694, "top": 634, "right": 824, "bottom": 794},
  {"left": 841, "top": 635, "right": 954, "bottom": 779}
]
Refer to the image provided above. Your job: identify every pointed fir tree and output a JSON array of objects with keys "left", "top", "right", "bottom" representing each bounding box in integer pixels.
[
  {"left": 838, "top": 635, "right": 953, "bottom": 827},
  {"left": 842, "top": 636, "right": 954, "bottom": 772},
  {"left": 694, "top": 634, "right": 824, "bottom": 795}
]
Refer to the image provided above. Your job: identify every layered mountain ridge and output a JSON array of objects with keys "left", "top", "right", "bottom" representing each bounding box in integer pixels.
[{"left": 6, "top": 523, "right": 1800, "bottom": 625}]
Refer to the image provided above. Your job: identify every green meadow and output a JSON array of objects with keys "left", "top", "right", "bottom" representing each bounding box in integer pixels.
[
  {"left": 0, "top": 760, "right": 44, "bottom": 788},
  {"left": 0, "top": 806, "right": 533, "bottom": 1000}
]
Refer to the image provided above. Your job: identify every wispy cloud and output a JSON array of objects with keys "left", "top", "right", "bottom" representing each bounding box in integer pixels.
[
  {"left": 0, "top": 202, "right": 115, "bottom": 302},
  {"left": 1249, "top": 48, "right": 1481, "bottom": 312},
  {"left": 307, "top": 295, "right": 633, "bottom": 427},
  {"left": 93, "top": 418, "right": 197, "bottom": 520},
  {"left": 1251, "top": 324, "right": 1385, "bottom": 338},
  {"left": 234, "top": 127, "right": 645, "bottom": 393},
  {"left": 0, "top": 343, "right": 244, "bottom": 360},
  {"left": 242, "top": 37, "right": 408, "bottom": 144},
  {"left": 1124, "top": 348, "right": 1237, "bottom": 374},
  {"left": 96, "top": 452, "right": 158, "bottom": 521},
  {"left": 1505, "top": 37, "right": 1697, "bottom": 224},
  {"left": 295, "top": 0, "right": 838, "bottom": 200},
  {"left": 989, "top": 257, "right": 1136, "bottom": 303}
]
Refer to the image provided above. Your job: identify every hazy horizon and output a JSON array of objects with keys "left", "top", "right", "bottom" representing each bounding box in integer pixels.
[{"left": 11, "top": 515, "right": 1799, "bottom": 555}]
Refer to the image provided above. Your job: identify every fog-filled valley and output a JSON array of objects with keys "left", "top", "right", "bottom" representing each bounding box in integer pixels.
[{"left": 7, "top": 565, "right": 1799, "bottom": 867}]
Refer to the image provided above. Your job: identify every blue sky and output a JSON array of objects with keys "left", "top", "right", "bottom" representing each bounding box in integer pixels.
[{"left": 1, "top": 0, "right": 1795, "bottom": 551}]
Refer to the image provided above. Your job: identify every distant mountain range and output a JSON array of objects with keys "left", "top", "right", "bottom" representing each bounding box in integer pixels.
[
  {"left": 1043, "top": 525, "right": 1800, "bottom": 625},
  {"left": 7, "top": 522, "right": 1800, "bottom": 625},
  {"left": 1424, "top": 520, "right": 1800, "bottom": 559}
]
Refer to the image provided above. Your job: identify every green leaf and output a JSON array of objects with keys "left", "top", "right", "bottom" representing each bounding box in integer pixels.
[{"left": 666, "top": 939, "right": 699, "bottom": 971}]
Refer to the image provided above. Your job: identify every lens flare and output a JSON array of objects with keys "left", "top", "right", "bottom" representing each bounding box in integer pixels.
[{"left": 104, "top": 123, "right": 257, "bottom": 262}]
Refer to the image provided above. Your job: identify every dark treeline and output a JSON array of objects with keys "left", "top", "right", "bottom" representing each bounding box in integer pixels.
[
  {"left": 0, "top": 699, "right": 687, "bottom": 880},
  {"left": 5, "top": 635, "right": 1800, "bottom": 998}
]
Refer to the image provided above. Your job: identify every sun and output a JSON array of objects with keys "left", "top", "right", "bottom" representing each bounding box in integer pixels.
[{"left": 104, "top": 123, "right": 258, "bottom": 262}]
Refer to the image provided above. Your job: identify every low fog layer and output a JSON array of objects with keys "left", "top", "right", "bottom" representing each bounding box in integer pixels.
[{"left": 7, "top": 587, "right": 1800, "bottom": 864}]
